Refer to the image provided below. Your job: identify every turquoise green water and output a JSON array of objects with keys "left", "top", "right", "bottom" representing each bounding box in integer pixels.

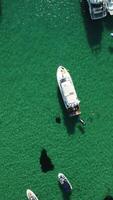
[{"left": 1, "top": 1, "right": 113, "bottom": 200}]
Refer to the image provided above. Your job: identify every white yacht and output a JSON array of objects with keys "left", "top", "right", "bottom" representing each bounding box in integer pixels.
[
  {"left": 107, "top": 0, "right": 113, "bottom": 15},
  {"left": 57, "top": 66, "right": 81, "bottom": 117},
  {"left": 87, "top": 0, "right": 107, "bottom": 20},
  {"left": 58, "top": 173, "right": 72, "bottom": 192},
  {"left": 26, "top": 189, "right": 39, "bottom": 200}
]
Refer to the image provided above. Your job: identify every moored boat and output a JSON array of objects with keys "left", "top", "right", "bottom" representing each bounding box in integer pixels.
[
  {"left": 57, "top": 66, "right": 81, "bottom": 117},
  {"left": 26, "top": 189, "right": 39, "bottom": 200},
  {"left": 58, "top": 173, "right": 72, "bottom": 192}
]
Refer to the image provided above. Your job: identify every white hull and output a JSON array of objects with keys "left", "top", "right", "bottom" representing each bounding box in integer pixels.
[
  {"left": 57, "top": 66, "right": 81, "bottom": 116},
  {"left": 107, "top": 0, "right": 113, "bottom": 15},
  {"left": 58, "top": 173, "right": 72, "bottom": 191},
  {"left": 26, "top": 189, "right": 39, "bottom": 200}
]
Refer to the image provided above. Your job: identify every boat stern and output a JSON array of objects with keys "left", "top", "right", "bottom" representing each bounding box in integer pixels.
[{"left": 68, "top": 104, "right": 81, "bottom": 117}]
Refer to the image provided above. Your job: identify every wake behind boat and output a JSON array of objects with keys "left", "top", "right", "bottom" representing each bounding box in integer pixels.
[
  {"left": 26, "top": 189, "right": 39, "bottom": 200},
  {"left": 57, "top": 66, "right": 81, "bottom": 117},
  {"left": 58, "top": 173, "right": 72, "bottom": 193}
]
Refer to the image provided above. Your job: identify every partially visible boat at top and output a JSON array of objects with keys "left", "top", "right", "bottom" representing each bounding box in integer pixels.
[
  {"left": 26, "top": 189, "right": 39, "bottom": 200},
  {"left": 87, "top": 0, "right": 107, "bottom": 20},
  {"left": 58, "top": 173, "right": 72, "bottom": 193},
  {"left": 57, "top": 66, "right": 81, "bottom": 117},
  {"left": 107, "top": 0, "right": 113, "bottom": 15}
]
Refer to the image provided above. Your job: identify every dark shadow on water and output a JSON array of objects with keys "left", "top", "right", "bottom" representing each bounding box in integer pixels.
[
  {"left": 40, "top": 149, "right": 54, "bottom": 173},
  {"left": 103, "top": 15, "right": 113, "bottom": 30},
  {"left": 80, "top": 0, "right": 103, "bottom": 51},
  {"left": 108, "top": 46, "right": 113, "bottom": 53},
  {"left": 104, "top": 196, "right": 113, "bottom": 200},
  {"left": 57, "top": 88, "right": 78, "bottom": 134},
  {"left": 57, "top": 88, "right": 85, "bottom": 135},
  {"left": 56, "top": 116, "right": 61, "bottom": 124},
  {"left": 77, "top": 124, "right": 85, "bottom": 134},
  {"left": 104, "top": 15, "right": 113, "bottom": 55},
  {"left": 58, "top": 182, "right": 72, "bottom": 200}
]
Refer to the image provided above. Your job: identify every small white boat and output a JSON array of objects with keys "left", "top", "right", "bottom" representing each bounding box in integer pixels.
[
  {"left": 26, "top": 189, "right": 39, "bottom": 200},
  {"left": 58, "top": 173, "right": 72, "bottom": 192},
  {"left": 57, "top": 66, "right": 81, "bottom": 117}
]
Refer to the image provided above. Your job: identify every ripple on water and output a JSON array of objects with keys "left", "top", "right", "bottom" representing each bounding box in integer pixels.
[{"left": 35, "top": 1, "right": 77, "bottom": 27}]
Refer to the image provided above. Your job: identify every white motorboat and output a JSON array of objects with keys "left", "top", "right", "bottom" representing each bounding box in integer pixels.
[
  {"left": 58, "top": 173, "right": 72, "bottom": 192},
  {"left": 26, "top": 189, "right": 39, "bottom": 200},
  {"left": 107, "top": 0, "right": 113, "bottom": 15},
  {"left": 57, "top": 66, "right": 81, "bottom": 117}
]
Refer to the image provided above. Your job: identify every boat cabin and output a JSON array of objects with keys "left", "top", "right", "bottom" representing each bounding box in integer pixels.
[{"left": 60, "top": 79, "right": 80, "bottom": 116}]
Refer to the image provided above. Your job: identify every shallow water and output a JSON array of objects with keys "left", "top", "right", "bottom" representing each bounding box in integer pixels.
[{"left": 0, "top": 1, "right": 113, "bottom": 200}]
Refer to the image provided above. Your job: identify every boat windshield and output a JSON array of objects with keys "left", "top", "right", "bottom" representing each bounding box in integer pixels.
[{"left": 61, "top": 78, "right": 66, "bottom": 83}]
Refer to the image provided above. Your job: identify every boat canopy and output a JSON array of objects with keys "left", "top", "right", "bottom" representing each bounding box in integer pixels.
[
  {"left": 66, "top": 95, "right": 80, "bottom": 106},
  {"left": 61, "top": 80, "right": 77, "bottom": 97},
  {"left": 61, "top": 80, "right": 80, "bottom": 106}
]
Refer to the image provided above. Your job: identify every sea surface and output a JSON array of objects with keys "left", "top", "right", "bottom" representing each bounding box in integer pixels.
[{"left": 1, "top": 1, "right": 113, "bottom": 200}]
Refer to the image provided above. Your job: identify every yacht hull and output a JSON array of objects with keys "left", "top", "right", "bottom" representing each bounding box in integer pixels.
[{"left": 57, "top": 66, "right": 81, "bottom": 117}]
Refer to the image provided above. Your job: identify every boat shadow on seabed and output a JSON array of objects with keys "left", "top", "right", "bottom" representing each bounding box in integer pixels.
[
  {"left": 80, "top": 0, "right": 103, "bottom": 52},
  {"left": 40, "top": 149, "right": 54, "bottom": 173},
  {"left": 104, "top": 15, "right": 113, "bottom": 53},
  {"left": 58, "top": 182, "right": 72, "bottom": 200},
  {"left": 57, "top": 88, "right": 85, "bottom": 135}
]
